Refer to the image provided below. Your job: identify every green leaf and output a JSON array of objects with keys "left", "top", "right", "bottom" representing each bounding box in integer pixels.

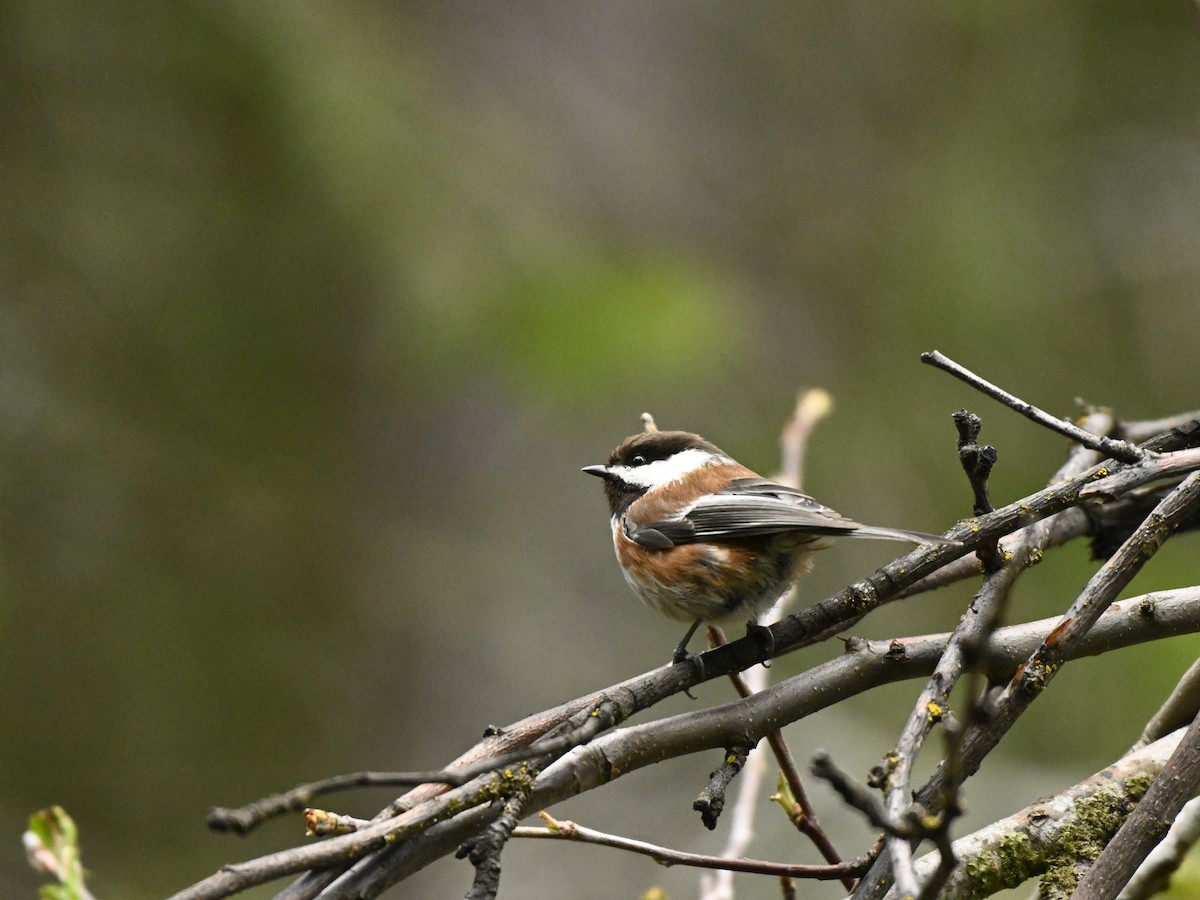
[{"left": 24, "top": 807, "right": 93, "bottom": 900}]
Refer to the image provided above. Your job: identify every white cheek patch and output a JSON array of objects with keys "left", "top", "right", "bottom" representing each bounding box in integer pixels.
[{"left": 609, "top": 448, "right": 725, "bottom": 489}]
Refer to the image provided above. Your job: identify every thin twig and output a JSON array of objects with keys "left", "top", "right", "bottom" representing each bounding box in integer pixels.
[
  {"left": 778, "top": 388, "right": 832, "bottom": 491},
  {"left": 753, "top": 389, "right": 845, "bottom": 873},
  {"left": 458, "top": 768, "right": 535, "bottom": 900},
  {"left": 768, "top": 739, "right": 842, "bottom": 863},
  {"left": 1118, "top": 410, "right": 1200, "bottom": 444},
  {"left": 512, "top": 812, "right": 872, "bottom": 880},
  {"left": 914, "top": 718, "right": 969, "bottom": 900},
  {"left": 952, "top": 409, "right": 998, "bottom": 518},
  {"left": 915, "top": 826, "right": 957, "bottom": 900},
  {"left": 811, "top": 752, "right": 903, "bottom": 837},
  {"left": 703, "top": 646, "right": 768, "bottom": 899},
  {"left": 716, "top": 630, "right": 854, "bottom": 890},
  {"left": 694, "top": 746, "right": 752, "bottom": 830},
  {"left": 920, "top": 351, "right": 1144, "bottom": 463},
  {"left": 207, "top": 772, "right": 463, "bottom": 834},
  {"left": 951, "top": 408, "right": 1000, "bottom": 571},
  {"left": 209, "top": 689, "right": 617, "bottom": 836},
  {"left": 1078, "top": 447, "right": 1200, "bottom": 500},
  {"left": 703, "top": 388, "right": 843, "bottom": 899}
]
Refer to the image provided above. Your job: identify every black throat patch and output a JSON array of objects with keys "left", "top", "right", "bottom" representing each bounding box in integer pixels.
[{"left": 604, "top": 478, "right": 646, "bottom": 520}]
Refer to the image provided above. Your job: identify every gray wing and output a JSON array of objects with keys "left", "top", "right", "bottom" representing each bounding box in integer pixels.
[{"left": 650, "top": 477, "right": 864, "bottom": 546}]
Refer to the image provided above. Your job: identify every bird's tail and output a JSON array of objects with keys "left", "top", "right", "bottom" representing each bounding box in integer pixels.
[{"left": 847, "top": 525, "right": 960, "bottom": 545}]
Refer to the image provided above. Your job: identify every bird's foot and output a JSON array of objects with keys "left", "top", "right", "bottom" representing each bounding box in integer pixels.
[
  {"left": 673, "top": 647, "right": 706, "bottom": 676},
  {"left": 745, "top": 621, "right": 775, "bottom": 666},
  {"left": 672, "top": 641, "right": 706, "bottom": 697}
]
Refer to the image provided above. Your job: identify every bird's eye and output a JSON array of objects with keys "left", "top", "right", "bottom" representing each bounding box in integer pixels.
[{"left": 631, "top": 455, "right": 648, "bottom": 467}]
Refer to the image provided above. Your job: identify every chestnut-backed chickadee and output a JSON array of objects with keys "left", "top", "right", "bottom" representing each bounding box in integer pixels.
[{"left": 584, "top": 430, "right": 955, "bottom": 663}]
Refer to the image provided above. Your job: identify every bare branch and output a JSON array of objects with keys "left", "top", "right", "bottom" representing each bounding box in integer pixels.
[
  {"left": 778, "top": 387, "right": 832, "bottom": 490},
  {"left": 811, "top": 752, "right": 900, "bottom": 836},
  {"left": 893, "top": 729, "right": 1185, "bottom": 899},
  {"left": 694, "top": 746, "right": 752, "bottom": 830},
  {"left": 1073, "top": 702, "right": 1200, "bottom": 899},
  {"left": 1079, "top": 447, "right": 1200, "bottom": 501},
  {"left": 511, "top": 812, "right": 872, "bottom": 880},
  {"left": 703, "top": 628, "right": 769, "bottom": 900},
  {"left": 207, "top": 771, "right": 469, "bottom": 834},
  {"left": 920, "top": 351, "right": 1144, "bottom": 463},
  {"left": 1119, "top": 411, "right": 1200, "bottom": 444},
  {"left": 951, "top": 408, "right": 998, "bottom": 518},
  {"left": 1118, "top": 795, "right": 1200, "bottom": 900}
]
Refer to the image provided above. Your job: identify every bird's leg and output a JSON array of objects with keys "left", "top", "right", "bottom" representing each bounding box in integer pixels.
[
  {"left": 672, "top": 620, "right": 707, "bottom": 694},
  {"left": 744, "top": 619, "right": 775, "bottom": 666},
  {"left": 673, "top": 619, "right": 703, "bottom": 664}
]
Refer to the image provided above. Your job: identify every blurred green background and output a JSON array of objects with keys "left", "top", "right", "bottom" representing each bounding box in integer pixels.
[{"left": 4, "top": 3, "right": 1199, "bottom": 898}]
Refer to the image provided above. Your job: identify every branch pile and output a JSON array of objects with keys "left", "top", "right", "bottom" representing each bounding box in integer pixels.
[{"left": 171, "top": 354, "right": 1200, "bottom": 900}]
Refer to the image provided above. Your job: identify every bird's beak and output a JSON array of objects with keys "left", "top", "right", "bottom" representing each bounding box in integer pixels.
[{"left": 581, "top": 465, "right": 612, "bottom": 479}]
